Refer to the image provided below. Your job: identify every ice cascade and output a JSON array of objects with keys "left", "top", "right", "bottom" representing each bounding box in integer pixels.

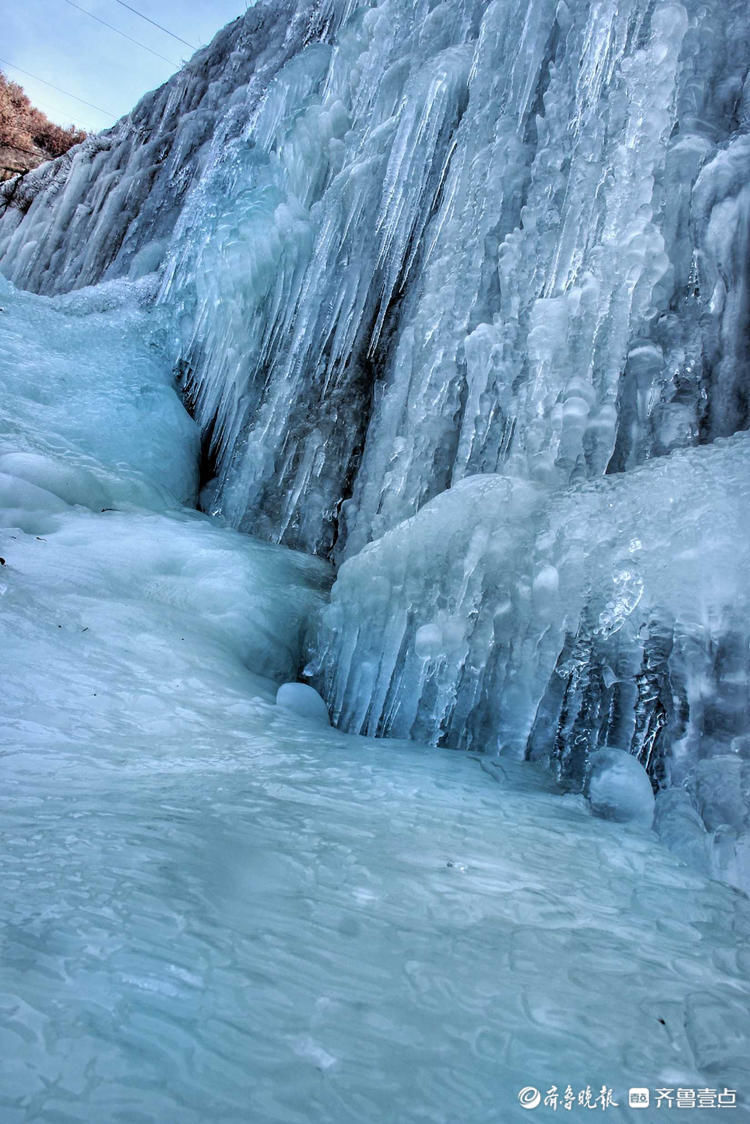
[
  {"left": 1, "top": 0, "right": 749, "bottom": 888},
  {"left": 2, "top": 4, "right": 750, "bottom": 1114}
]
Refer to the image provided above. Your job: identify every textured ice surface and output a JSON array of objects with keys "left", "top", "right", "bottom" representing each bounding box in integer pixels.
[
  {"left": 309, "top": 435, "right": 750, "bottom": 889},
  {"left": 5, "top": 623, "right": 750, "bottom": 1124},
  {"left": 3, "top": 221, "right": 750, "bottom": 1123},
  {"left": 5, "top": 665, "right": 750, "bottom": 1122},
  {"left": 2, "top": 1, "right": 749, "bottom": 859},
  {"left": 2, "top": 97, "right": 750, "bottom": 1118},
  {"left": 2, "top": 452, "right": 749, "bottom": 1121}
]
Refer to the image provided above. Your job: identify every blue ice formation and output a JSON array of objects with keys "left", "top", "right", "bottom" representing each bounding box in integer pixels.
[
  {"left": 2, "top": 2, "right": 750, "bottom": 1118},
  {"left": 1, "top": 0, "right": 749, "bottom": 885}
]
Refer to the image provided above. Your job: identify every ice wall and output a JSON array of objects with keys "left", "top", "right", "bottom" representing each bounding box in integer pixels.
[
  {"left": 307, "top": 435, "right": 750, "bottom": 886},
  {"left": 157, "top": 0, "right": 750, "bottom": 558},
  {"left": 2, "top": 0, "right": 748, "bottom": 557},
  {"left": 0, "top": 1, "right": 334, "bottom": 294}
]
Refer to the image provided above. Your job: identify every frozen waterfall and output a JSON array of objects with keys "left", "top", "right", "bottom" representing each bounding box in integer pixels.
[
  {"left": 1, "top": 0, "right": 750, "bottom": 1116},
  {"left": 2, "top": 264, "right": 747, "bottom": 1121},
  {"left": 3, "top": 2, "right": 748, "bottom": 870},
  {"left": 4, "top": 0, "right": 749, "bottom": 556}
]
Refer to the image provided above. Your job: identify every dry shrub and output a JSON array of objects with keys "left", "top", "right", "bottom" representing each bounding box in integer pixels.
[{"left": 0, "top": 71, "right": 87, "bottom": 161}]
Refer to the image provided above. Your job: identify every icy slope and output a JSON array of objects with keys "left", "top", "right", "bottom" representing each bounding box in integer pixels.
[
  {"left": 3, "top": 72, "right": 750, "bottom": 1109},
  {"left": 5, "top": 659, "right": 750, "bottom": 1122}
]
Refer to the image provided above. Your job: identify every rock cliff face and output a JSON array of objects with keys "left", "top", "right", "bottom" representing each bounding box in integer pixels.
[
  {"left": 1, "top": 0, "right": 749, "bottom": 887},
  {"left": 0, "top": 144, "right": 44, "bottom": 182}
]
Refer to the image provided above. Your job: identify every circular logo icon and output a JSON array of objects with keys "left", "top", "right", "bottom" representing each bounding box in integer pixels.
[{"left": 518, "top": 1087, "right": 542, "bottom": 1110}]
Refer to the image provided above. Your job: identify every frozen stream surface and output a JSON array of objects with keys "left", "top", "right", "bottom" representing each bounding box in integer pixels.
[
  {"left": 5, "top": 693, "right": 750, "bottom": 1123},
  {"left": 1, "top": 253, "right": 749, "bottom": 1117}
]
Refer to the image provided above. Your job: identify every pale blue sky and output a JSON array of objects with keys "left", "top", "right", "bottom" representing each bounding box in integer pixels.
[{"left": 3, "top": 1, "right": 253, "bottom": 132}]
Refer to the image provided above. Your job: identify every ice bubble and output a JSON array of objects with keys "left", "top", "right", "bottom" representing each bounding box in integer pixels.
[
  {"left": 276, "top": 682, "right": 331, "bottom": 726},
  {"left": 587, "top": 747, "right": 655, "bottom": 829}
]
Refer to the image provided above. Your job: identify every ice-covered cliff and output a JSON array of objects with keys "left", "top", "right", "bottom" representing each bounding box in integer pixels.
[
  {"left": 1, "top": 0, "right": 749, "bottom": 888},
  {"left": 4, "top": 0, "right": 748, "bottom": 552},
  {"left": 2, "top": 5, "right": 750, "bottom": 1115},
  {"left": 0, "top": 1, "right": 335, "bottom": 293}
]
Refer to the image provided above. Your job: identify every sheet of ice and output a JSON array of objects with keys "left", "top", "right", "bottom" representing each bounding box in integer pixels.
[{"left": 1, "top": 0, "right": 748, "bottom": 880}]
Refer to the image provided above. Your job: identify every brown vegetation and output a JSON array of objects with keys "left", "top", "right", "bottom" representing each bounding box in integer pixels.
[{"left": 1, "top": 71, "right": 87, "bottom": 180}]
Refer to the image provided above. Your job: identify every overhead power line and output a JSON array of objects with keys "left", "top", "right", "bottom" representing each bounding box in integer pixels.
[
  {"left": 111, "top": 0, "right": 197, "bottom": 51},
  {"left": 0, "top": 57, "right": 116, "bottom": 119},
  {"left": 22, "top": 92, "right": 86, "bottom": 127},
  {"left": 62, "top": 0, "right": 180, "bottom": 67}
]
